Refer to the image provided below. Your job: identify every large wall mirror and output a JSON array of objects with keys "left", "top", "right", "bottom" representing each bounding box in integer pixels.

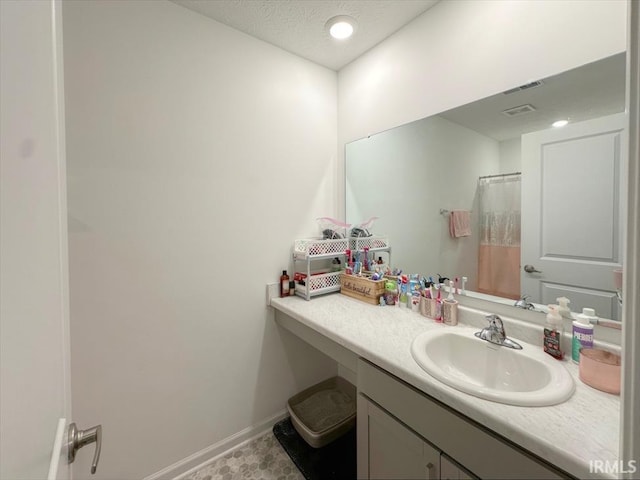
[{"left": 346, "top": 53, "right": 626, "bottom": 322}]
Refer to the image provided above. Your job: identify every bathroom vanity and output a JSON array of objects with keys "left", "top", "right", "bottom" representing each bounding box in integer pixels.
[{"left": 270, "top": 293, "right": 620, "bottom": 480}]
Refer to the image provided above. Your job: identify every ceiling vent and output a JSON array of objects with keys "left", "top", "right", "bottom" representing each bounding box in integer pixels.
[
  {"left": 503, "top": 80, "right": 544, "bottom": 95},
  {"left": 501, "top": 104, "right": 537, "bottom": 117}
]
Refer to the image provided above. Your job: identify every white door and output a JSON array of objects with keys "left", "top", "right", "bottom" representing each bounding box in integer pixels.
[
  {"left": 1, "top": 1, "right": 72, "bottom": 478},
  {"left": 521, "top": 113, "right": 626, "bottom": 320}
]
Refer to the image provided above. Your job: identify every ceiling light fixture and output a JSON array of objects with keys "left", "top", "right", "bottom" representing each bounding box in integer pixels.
[
  {"left": 326, "top": 15, "right": 356, "bottom": 40},
  {"left": 552, "top": 120, "right": 569, "bottom": 128}
]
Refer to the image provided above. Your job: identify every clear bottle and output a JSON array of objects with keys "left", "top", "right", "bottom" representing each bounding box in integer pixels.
[
  {"left": 543, "top": 305, "right": 564, "bottom": 359},
  {"left": 280, "top": 270, "right": 290, "bottom": 297},
  {"left": 556, "top": 296, "right": 572, "bottom": 319},
  {"left": 572, "top": 308, "right": 596, "bottom": 363}
]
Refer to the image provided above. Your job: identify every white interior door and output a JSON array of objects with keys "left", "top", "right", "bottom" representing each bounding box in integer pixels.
[
  {"left": 521, "top": 113, "right": 626, "bottom": 320},
  {"left": 1, "top": 1, "right": 72, "bottom": 478}
]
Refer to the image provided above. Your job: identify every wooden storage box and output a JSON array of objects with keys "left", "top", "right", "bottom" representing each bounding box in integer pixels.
[{"left": 340, "top": 273, "right": 386, "bottom": 305}]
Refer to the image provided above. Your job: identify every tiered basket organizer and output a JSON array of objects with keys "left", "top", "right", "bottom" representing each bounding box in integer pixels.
[{"left": 293, "top": 236, "right": 390, "bottom": 301}]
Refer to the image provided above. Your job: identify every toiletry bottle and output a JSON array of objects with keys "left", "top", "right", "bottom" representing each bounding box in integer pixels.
[
  {"left": 434, "top": 286, "right": 443, "bottom": 323},
  {"left": 411, "top": 292, "right": 421, "bottom": 312},
  {"left": 556, "top": 296, "right": 572, "bottom": 319},
  {"left": 399, "top": 275, "right": 408, "bottom": 308},
  {"left": 543, "top": 305, "right": 564, "bottom": 360},
  {"left": 572, "top": 308, "right": 596, "bottom": 363},
  {"left": 421, "top": 282, "right": 432, "bottom": 317},
  {"left": 331, "top": 257, "right": 342, "bottom": 272},
  {"left": 345, "top": 249, "right": 353, "bottom": 275},
  {"left": 443, "top": 280, "right": 459, "bottom": 326},
  {"left": 289, "top": 280, "right": 295, "bottom": 297},
  {"left": 280, "top": 270, "right": 290, "bottom": 297},
  {"left": 384, "top": 281, "right": 397, "bottom": 306}
]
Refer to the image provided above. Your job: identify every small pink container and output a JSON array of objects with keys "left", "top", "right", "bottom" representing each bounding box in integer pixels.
[
  {"left": 579, "top": 348, "right": 621, "bottom": 395},
  {"left": 613, "top": 268, "right": 623, "bottom": 289}
]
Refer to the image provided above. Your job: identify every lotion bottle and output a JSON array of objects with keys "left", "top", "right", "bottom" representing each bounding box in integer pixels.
[
  {"left": 572, "top": 308, "right": 596, "bottom": 363},
  {"left": 543, "top": 305, "right": 564, "bottom": 360}
]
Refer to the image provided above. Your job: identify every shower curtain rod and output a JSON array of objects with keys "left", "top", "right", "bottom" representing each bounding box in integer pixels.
[{"left": 478, "top": 171, "right": 521, "bottom": 180}]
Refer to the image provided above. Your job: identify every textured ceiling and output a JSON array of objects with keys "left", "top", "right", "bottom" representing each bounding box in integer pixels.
[
  {"left": 439, "top": 53, "right": 626, "bottom": 142},
  {"left": 171, "top": 0, "right": 439, "bottom": 70}
]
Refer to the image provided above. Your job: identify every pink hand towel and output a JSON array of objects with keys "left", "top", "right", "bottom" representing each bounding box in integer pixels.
[{"left": 449, "top": 210, "right": 471, "bottom": 238}]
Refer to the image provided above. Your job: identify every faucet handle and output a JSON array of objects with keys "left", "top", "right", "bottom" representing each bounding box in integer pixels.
[{"left": 485, "top": 314, "right": 505, "bottom": 337}]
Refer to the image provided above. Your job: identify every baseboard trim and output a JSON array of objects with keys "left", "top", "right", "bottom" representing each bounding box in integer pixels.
[{"left": 144, "top": 409, "right": 289, "bottom": 480}]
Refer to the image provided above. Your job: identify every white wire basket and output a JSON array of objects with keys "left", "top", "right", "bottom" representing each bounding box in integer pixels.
[
  {"left": 293, "top": 237, "right": 349, "bottom": 259},
  {"left": 349, "top": 235, "right": 390, "bottom": 252},
  {"left": 294, "top": 271, "right": 342, "bottom": 299}
]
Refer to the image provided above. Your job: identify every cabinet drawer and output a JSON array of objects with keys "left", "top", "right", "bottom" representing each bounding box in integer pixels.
[{"left": 358, "top": 359, "right": 571, "bottom": 480}]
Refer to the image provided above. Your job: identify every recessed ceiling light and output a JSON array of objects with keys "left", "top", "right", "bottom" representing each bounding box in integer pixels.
[
  {"left": 552, "top": 120, "right": 569, "bottom": 128},
  {"left": 326, "top": 15, "right": 356, "bottom": 40}
]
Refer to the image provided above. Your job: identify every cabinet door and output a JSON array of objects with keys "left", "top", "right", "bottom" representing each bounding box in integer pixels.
[{"left": 358, "top": 394, "right": 440, "bottom": 480}]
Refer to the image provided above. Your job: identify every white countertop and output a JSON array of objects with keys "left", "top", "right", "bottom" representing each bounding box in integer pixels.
[{"left": 270, "top": 293, "right": 620, "bottom": 480}]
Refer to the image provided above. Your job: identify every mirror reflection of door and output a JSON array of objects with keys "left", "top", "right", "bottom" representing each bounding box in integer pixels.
[{"left": 521, "top": 113, "right": 625, "bottom": 320}]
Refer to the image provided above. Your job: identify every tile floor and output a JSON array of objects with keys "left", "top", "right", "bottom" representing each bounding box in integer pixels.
[{"left": 182, "top": 430, "right": 304, "bottom": 480}]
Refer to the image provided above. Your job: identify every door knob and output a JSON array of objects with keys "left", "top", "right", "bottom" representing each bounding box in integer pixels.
[
  {"left": 426, "top": 462, "right": 436, "bottom": 480},
  {"left": 524, "top": 264, "right": 542, "bottom": 274},
  {"left": 68, "top": 422, "right": 102, "bottom": 474}
]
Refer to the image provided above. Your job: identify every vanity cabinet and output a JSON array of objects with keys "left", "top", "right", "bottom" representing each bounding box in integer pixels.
[
  {"left": 359, "top": 395, "right": 441, "bottom": 479},
  {"left": 357, "top": 359, "right": 571, "bottom": 480},
  {"left": 358, "top": 394, "right": 475, "bottom": 480},
  {"left": 440, "top": 454, "right": 475, "bottom": 480}
]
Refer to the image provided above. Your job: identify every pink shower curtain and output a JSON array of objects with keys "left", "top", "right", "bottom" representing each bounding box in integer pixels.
[{"left": 477, "top": 175, "right": 521, "bottom": 299}]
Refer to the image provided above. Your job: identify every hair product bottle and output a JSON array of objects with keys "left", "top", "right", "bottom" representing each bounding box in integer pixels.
[{"left": 280, "top": 270, "right": 290, "bottom": 297}]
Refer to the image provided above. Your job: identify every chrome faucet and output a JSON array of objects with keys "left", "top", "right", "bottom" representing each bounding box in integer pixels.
[
  {"left": 514, "top": 294, "right": 535, "bottom": 310},
  {"left": 475, "top": 314, "right": 522, "bottom": 349}
]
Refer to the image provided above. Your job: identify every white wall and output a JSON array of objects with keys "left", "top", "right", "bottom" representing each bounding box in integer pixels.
[
  {"left": 63, "top": 1, "right": 338, "bottom": 478},
  {"left": 338, "top": 0, "right": 627, "bottom": 209},
  {"left": 346, "top": 116, "right": 499, "bottom": 289},
  {"left": 435, "top": 117, "right": 500, "bottom": 291},
  {"left": 499, "top": 138, "right": 522, "bottom": 174}
]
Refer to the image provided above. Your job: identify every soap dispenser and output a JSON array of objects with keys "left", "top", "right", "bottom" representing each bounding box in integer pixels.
[
  {"left": 556, "top": 296, "right": 572, "bottom": 319},
  {"left": 543, "top": 305, "right": 564, "bottom": 360}
]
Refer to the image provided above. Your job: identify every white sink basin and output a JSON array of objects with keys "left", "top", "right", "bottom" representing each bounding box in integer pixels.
[{"left": 411, "top": 327, "right": 574, "bottom": 406}]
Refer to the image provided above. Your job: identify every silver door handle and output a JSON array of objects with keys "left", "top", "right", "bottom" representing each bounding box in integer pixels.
[
  {"left": 524, "top": 264, "right": 542, "bottom": 274},
  {"left": 68, "top": 422, "right": 102, "bottom": 474}
]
